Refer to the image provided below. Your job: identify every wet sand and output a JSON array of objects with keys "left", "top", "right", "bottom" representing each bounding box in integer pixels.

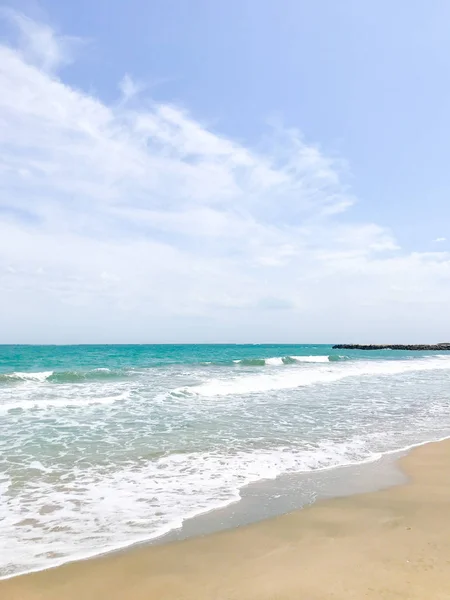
[{"left": 3, "top": 439, "right": 450, "bottom": 599}]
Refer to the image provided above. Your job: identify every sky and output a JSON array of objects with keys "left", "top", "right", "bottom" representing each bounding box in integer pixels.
[{"left": 0, "top": 0, "right": 450, "bottom": 343}]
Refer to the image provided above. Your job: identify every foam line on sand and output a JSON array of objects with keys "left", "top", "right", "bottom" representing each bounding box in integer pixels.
[{"left": 2, "top": 439, "right": 450, "bottom": 599}]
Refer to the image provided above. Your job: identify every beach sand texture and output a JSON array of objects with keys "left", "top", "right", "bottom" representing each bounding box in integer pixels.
[{"left": 2, "top": 439, "right": 450, "bottom": 600}]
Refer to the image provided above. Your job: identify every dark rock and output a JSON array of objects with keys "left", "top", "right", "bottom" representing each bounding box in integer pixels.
[{"left": 332, "top": 344, "right": 450, "bottom": 351}]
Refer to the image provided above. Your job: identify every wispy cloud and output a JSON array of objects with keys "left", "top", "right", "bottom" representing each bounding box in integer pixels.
[
  {"left": 433, "top": 237, "right": 446, "bottom": 243},
  {"left": 1, "top": 11, "right": 449, "bottom": 342},
  {"left": 119, "top": 74, "right": 143, "bottom": 102},
  {"left": 0, "top": 8, "right": 83, "bottom": 72}
]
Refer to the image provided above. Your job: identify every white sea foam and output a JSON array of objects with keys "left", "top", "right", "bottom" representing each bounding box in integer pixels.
[
  {"left": 3, "top": 352, "right": 450, "bottom": 579},
  {"left": 291, "top": 355, "right": 330, "bottom": 363},
  {"left": 28, "top": 461, "right": 49, "bottom": 472},
  {"left": 0, "top": 437, "right": 382, "bottom": 579},
  {"left": 0, "top": 390, "right": 130, "bottom": 414},
  {"left": 0, "top": 368, "right": 129, "bottom": 386},
  {"left": 233, "top": 355, "right": 330, "bottom": 366},
  {"left": 265, "top": 357, "right": 285, "bottom": 366},
  {"left": 4, "top": 430, "right": 450, "bottom": 581},
  {"left": 2, "top": 371, "right": 53, "bottom": 382},
  {"left": 173, "top": 356, "right": 450, "bottom": 397}
]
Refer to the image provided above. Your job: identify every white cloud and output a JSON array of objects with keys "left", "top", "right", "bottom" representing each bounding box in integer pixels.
[
  {"left": 1, "top": 12, "right": 450, "bottom": 343},
  {"left": 119, "top": 74, "right": 142, "bottom": 102},
  {"left": 433, "top": 237, "right": 446, "bottom": 243},
  {"left": 0, "top": 8, "right": 83, "bottom": 72}
]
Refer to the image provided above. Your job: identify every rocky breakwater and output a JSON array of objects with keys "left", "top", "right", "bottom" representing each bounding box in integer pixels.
[{"left": 332, "top": 344, "right": 450, "bottom": 351}]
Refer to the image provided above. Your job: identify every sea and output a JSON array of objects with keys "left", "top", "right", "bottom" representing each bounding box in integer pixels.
[{"left": 1, "top": 343, "right": 450, "bottom": 578}]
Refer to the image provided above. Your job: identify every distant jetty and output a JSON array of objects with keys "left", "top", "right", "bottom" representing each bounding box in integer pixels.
[{"left": 332, "top": 344, "right": 450, "bottom": 351}]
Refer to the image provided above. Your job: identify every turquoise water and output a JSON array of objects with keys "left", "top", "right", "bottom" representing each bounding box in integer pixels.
[{"left": 1, "top": 344, "right": 450, "bottom": 577}]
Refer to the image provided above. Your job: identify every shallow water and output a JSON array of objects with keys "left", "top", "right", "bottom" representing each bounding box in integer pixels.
[{"left": 1, "top": 344, "right": 450, "bottom": 577}]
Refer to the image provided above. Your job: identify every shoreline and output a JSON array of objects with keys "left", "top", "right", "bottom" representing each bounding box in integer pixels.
[
  {"left": 3, "top": 437, "right": 450, "bottom": 598},
  {"left": 0, "top": 436, "right": 429, "bottom": 581}
]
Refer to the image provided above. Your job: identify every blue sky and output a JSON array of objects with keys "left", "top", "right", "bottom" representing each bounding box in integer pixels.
[{"left": 0, "top": 0, "right": 449, "bottom": 342}]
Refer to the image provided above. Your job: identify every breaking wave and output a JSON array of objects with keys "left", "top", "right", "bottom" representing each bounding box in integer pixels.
[
  {"left": 0, "top": 368, "right": 130, "bottom": 385},
  {"left": 171, "top": 355, "right": 450, "bottom": 398},
  {"left": 232, "top": 355, "right": 345, "bottom": 366}
]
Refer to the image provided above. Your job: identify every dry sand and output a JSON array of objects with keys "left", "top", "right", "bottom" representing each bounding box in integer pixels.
[{"left": 2, "top": 439, "right": 450, "bottom": 600}]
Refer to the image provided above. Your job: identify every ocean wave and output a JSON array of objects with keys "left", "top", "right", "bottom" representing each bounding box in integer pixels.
[
  {"left": 328, "top": 354, "right": 349, "bottom": 362},
  {"left": 233, "top": 358, "right": 267, "bottom": 366},
  {"left": 0, "top": 371, "right": 53, "bottom": 383},
  {"left": 171, "top": 355, "right": 450, "bottom": 398},
  {"left": 0, "top": 368, "right": 130, "bottom": 385},
  {"left": 232, "top": 355, "right": 338, "bottom": 367},
  {"left": 0, "top": 358, "right": 344, "bottom": 383},
  {"left": 48, "top": 368, "right": 130, "bottom": 383}
]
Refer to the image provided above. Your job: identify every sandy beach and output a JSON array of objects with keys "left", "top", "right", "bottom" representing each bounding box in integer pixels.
[{"left": 2, "top": 439, "right": 450, "bottom": 599}]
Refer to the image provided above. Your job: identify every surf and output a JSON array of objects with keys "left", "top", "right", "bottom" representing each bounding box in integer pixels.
[{"left": 171, "top": 355, "right": 450, "bottom": 397}]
